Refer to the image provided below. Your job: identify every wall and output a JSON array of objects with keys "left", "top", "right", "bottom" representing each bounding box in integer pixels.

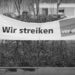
[{"left": 64, "top": 7, "right": 75, "bottom": 17}]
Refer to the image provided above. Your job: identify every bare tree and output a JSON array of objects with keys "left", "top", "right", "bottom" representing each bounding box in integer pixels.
[
  {"left": 36, "top": 0, "right": 40, "bottom": 18},
  {"left": 14, "top": 0, "right": 22, "bottom": 15},
  {"left": 57, "top": 0, "right": 62, "bottom": 15},
  {"left": 28, "top": 0, "right": 35, "bottom": 16}
]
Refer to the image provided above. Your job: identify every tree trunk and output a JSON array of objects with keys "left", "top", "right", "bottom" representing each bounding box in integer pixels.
[
  {"left": 14, "top": 0, "right": 22, "bottom": 15},
  {"left": 57, "top": 0, "right": 62, "bottom": 16},
  {"left": 36, "top": 0, "right": 40, "bottom": 18}
]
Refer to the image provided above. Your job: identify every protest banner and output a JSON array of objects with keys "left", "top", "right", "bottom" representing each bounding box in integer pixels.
[{"left": 0, "top": 15, "right": 75, "bottom": 40}]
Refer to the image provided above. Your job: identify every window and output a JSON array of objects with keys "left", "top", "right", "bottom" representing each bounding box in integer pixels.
[{"left": 42, "top": 8, "right": 48, "bottom": 16}]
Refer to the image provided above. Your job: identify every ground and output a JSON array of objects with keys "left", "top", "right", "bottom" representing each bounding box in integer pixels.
[{"left": 0, "top": 67, "right": 75, "bottom": 75}]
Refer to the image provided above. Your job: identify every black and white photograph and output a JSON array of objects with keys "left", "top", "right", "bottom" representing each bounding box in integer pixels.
[{"left": 0, "top": 0, "right": 75, "bottom": 75}]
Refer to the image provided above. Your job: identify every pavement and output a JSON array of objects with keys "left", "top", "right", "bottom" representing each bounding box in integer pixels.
[{"left": 0, "top": 67, "right": 75, "bottom": 75}]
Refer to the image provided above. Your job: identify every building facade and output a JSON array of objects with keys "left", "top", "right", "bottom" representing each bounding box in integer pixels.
[{"left": 34, "top": 3, "right": 75, "bottom": 17}]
